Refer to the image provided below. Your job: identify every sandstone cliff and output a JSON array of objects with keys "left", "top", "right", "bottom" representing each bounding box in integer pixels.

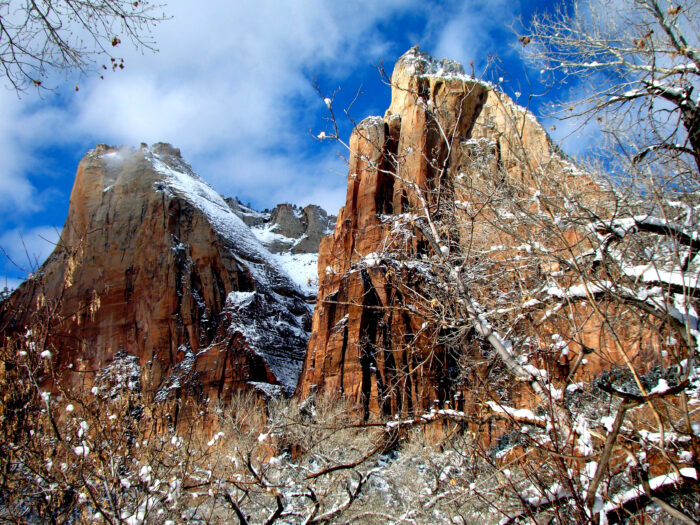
[
  {"left": 0, "top": 143, "right": 312, "bottom": 413},
  {"left": 297, "top": 47, "right": 588, "bottom": 418}
]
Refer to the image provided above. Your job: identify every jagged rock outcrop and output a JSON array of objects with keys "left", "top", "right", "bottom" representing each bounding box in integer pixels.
[
  {"left": 224, "top": 198, "right": 268, "bottom": 227},
  {"left": 297, "top": 47, "right": 572, "bottom": 418},
  {"left": 0, "top": 143, "right": 311, "bottom": 416},
  {"left": 238, "top": 203, "right": 335, "bottom": 256},
  {"left": 223, "top": 201, "right": 335, "bottom": 299}
]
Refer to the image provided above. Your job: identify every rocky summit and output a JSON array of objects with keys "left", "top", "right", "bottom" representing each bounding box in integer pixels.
[
  {"left": 297, "top": 46, "right": 581, "bottom": 418},
  {"left": 0, "top": 143, "right": 324, "bottom": 417},
  {"left": 227, "top": 199, "right": 335, "bottom": 298}
]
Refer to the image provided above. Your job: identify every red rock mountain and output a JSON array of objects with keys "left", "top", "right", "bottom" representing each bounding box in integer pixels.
[
  {"left": 0, "top": 143, "right": 312, "bottom": 409},
  {"left": 297, "top": 47, "right": 576, "bottom": 418}
]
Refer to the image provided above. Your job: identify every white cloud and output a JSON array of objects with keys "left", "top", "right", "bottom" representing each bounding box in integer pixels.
[
  {"left": 0, "top": 85, "right": 83, "bottom": 221},
  {"left": 0, "top": 1, "right": 419, "bottom": 223},
  {"left": 61, "top": 0, "right": 418, "bottom": 213},
  {"left": 0, "top": 92, "right": 49, "bottom": 213},
  {"left": 542, "top": 113, "right": 602, "bottom": 160},
  {"left": 423, "top": 0, "right": 520, "bottom": 75},
  {"left": 75, "top": 1, "right": 411, "bottom": 144},
  {"left": 200, "top": 144, "right": 349, "bottom": 213}
]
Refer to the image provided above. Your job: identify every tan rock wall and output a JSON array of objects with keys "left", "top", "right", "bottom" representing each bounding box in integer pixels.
[
  {"left": 297, "top": 47, "right": 618, "bottom": 422},
  {"left": 1, "top": 144, "right": 309, "bottom": 427}
]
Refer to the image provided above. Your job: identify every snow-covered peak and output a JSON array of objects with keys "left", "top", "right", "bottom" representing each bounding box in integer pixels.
[
  {"left": 396, "top": 46, "right": 475, "bottom": 82},
  {"left": 93, "top": 143, "right": 334, "bottom": 300},
  {"left": 93, "top": 143, "right": 313, "bottom": 301},
  {"left": 151, "top": 152, "right": 306, "bottom": 287}
]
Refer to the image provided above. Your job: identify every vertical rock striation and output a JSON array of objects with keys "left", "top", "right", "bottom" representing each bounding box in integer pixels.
[
  {"left": 297, "top": 47, "right": 565, "bottom": 419},
  {"left": 1, "top": 143, "right": 311, "bottom": 418}
]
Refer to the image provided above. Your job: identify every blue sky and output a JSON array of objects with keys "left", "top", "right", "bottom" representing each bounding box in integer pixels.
[{"left": 0, "top": 0, "right": 571, "bottom": 289}]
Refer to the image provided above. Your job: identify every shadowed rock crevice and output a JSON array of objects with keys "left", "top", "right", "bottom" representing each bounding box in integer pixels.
[
  {"left": 359, "top": 268, "right": 384, "bottom": 421},
  {"left": 298, "top": 47, "right": 562, "bottom": 419}
]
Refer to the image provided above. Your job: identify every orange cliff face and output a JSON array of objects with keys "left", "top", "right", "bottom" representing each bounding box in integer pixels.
[
  {"left": 296, "top": 47, "right": 605, "bottom": 419},
  {"left": 0, "top": 143, "right": 311, "bottom": 419}
]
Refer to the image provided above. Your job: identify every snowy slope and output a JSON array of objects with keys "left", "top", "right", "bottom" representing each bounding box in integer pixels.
[
  {"left": 111, "top": 144, "right": 311, "bottom": 395},
  {"left": 148, "top": 150, "right": 307, "bottom": 298},
  {"left": 250, "top": 222, "right": 320, "bottom": 296}
]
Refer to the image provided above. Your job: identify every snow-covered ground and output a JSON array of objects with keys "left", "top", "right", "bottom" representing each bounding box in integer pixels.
[{"left": 250, "top": 223, "right": 295, "bottom": 248}]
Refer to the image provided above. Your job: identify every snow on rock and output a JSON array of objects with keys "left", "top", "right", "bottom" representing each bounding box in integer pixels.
[
  {"left": 96, "top": 351, "right": 141, "bottom": 400},
  {"left": 224, "top": 198, "right": 269, "bottom": 227},
  {"left": 251, "top": 204, "right": 334, "bottom": 254},
  {"left": 94, "top": 144, "right": 314, "bottom": 398},
  {"left": 271, "top": 252, "right": 319, "bottom": 297},
  {"left": 250, "top": 224, "right": 321, "bottom": 295},
  {"left": 149, "top": 151, "right": 304, "bottom": 297},
  {"left": 398, "top": 45, "right": 490, "bottom": 85},
  {"left": 246, "top": 204, "right": 334, "bottom": 297},
  {"left": 227, "top": 291, "right": 256, "bottom": 307},
  {"left": 248, "top": 381, "right": 284, "bottom": 399},
  {"left": 154, "top": 346, "right": 197, "bottom": 402},
  {"left": 251, "top": 223, "right": 295, "bottom": 248},
  {"left": 224, "top": 289, "right": 308, "bottom": 395}
]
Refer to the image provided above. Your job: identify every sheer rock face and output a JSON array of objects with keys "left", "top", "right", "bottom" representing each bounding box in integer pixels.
[
  {"left": 297, "top": 47, "right": 562, "bottom": 418},
  {"left": 0, "top": 143, "right": 311, "bottom": 412},
  {"left": 289, "top": 205, "right": 336, "bottom": 255}
]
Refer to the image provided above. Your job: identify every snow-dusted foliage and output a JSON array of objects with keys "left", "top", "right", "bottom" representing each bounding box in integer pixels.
[
  {"left": 8, "top": 322, "right": 693, "bottom": 525},
  {"left": 96, "top": 350, "right": 141, "bottom": 400},
  {"left": 0, "top": 329, "right": 582, "bottom": 525},
  {"left": 0, "top": 339, "right": 506, "bottom": 525}
]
